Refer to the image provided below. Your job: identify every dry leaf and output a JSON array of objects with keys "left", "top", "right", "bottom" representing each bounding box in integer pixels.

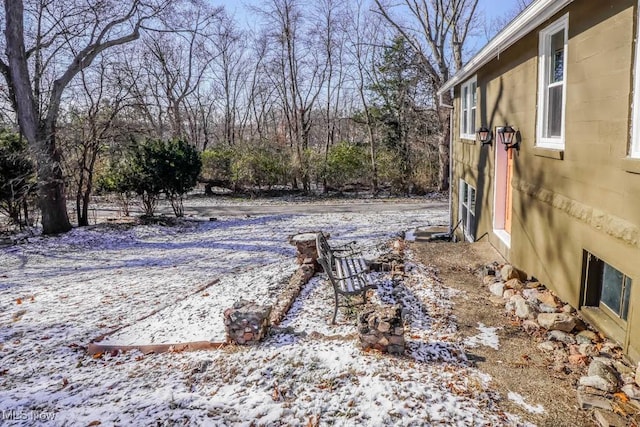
[
  {"left": 87, "top": 421, "right": 101, "bottom": 426},
  {"left": 16, "top": 298, "right": 22, "bottom": 305},
  {"left": 614, "top": 392, "right": 629, "bottom": 403},
  {"left": 92, "top": 352, "right": 103, "bottom": 359}
]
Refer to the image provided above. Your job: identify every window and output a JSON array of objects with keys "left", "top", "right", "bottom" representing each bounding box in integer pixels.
[
  {"left": 459, "top": 180, "right": 476, "bottom": 241},
  {"left": 582, "top": 252, "right": 633, "bottom": 326},
  {"left": 460, "top": 77, "right": 477, "bottom": 140},
  {"left": 536, "top": 15, "right": 568, "bottom": 149}
]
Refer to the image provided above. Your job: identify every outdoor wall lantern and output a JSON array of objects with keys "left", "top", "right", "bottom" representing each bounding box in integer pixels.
[
  {"left": 497, "top": 124, "right": 519, "bottom": 151},
  {"left": 477, "top": 126, "right": 492, "bottom": 146}
]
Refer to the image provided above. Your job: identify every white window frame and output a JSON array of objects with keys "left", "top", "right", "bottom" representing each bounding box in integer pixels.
[
  {"left": 536, "top": 14, "right": 568, "bottom": 150},
  {"left": 630, "top": 0, "right": 640, "bottom": 158},
  {"left": 459, "top": 76, "right": 477, "bottom": 140},
  {"left": 459, "top": 179, "right": 476, "bottom": 242}
]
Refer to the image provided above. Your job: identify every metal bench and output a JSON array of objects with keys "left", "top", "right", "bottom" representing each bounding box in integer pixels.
[{"left": 315, "top": 233, "right": 376, "bottom": 324}]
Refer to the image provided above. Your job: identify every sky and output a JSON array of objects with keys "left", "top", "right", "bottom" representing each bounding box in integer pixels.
[{"left": 213, "top": 0, "right": 529, "bottom": 51}]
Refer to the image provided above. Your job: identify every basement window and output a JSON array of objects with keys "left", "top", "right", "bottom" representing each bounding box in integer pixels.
[{"left": 582, "top": 251, "right": 632, "bottom": 327}]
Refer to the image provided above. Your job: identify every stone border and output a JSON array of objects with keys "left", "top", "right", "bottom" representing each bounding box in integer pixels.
[{"left": 481, "top": 262, "right": 640, "bottom": 426}]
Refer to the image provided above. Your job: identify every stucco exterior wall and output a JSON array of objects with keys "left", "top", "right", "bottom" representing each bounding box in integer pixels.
[{"left": 450, "top": 0, "right": 640, "bottom": 362}]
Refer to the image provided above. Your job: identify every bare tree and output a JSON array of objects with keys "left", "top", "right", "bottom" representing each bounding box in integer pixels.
[
  {"left": 60, "top": 58, "right": 133, "bottom": 226},
  {"left": 1, "top": 0, "right": 170, "bottom": 233},
  {"left": 373, "top": 0, "right": 480, "bottom": 191}
]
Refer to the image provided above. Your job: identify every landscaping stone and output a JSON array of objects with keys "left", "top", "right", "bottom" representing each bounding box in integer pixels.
[
  {"left": 288, "top": 232, "right": 321, "bottom": 267},
  {"left": 358, "top": 304, "right": 404, "bottom": 355},
  {"left": 561, "top": 304, "right": 575, "bottom": 313},
  {"left": 578, "top": 343, "right": 599, "bottom": 357},
  {"left": 488, "top": 296, "right": 506, "bottom": 307},
  {"left": 579, "top": 375, "right": 617, "bottom": 393},
  {"left": 538, "top": 303, "right": 558, "bottom": 313},
  {"left": 500, "top": 264, "right": 521, "bottom": 281},
  {"left": 593, "top": 409, "right": 627, "bottom": 427},
  {"left": 613, "top": 360, "right": 635, "bottom": 377},
  {"left": 502, "top": 289, "right": 517, "bottom": 300},
  {"left": 588, "top": 359, "right": 619, "bottom": 390},
  {"left": 504, "top": 278, "right": 523, "bottom": 290},
  {"left": 483, "top": 275, "right": 498, "bottom": 286},
  {"left": 370, "top": 252, "right": 404, "bottom": 273},
  {"left": 521, "top": 319, "right": 540, "bottom": 335},
  {"left": 576, "top": 330, "right": 599, "bottom": 344},
  {"left": 535, "top": 290, "right": 559, "bottom": 308},
  {"left": 622, "top": 384, "right": 640, "bottom": 400},
  {"left": 537, "top": 341, "right": 558, "bottom": 352},
  {"left": 537, "top": 312, "right": 576, "bottom": 332},
  {"left": 489, "top": 282, "right": 505, "bottom": 297},
  {"left": 576, "top": 390, "right": 613, "bottom": 410},
  {"left": 548, "top": 330, "right": 576, "bottom": 345},
  {"left": 515, "top": 298, "right": 537, "bottom": 319},
  {"left": 224, "top": 300, "right": 271, "bottom": 345}
]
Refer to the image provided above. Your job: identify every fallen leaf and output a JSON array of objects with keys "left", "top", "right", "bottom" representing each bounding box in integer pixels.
[
  {"left": 62, "top": 378, "right": 69, "bottom": 387},
  {"left": 87, "top": 421, "right": 101, "bottom": 426},
  {"left": 30, "top": 295, "right": 35, "bottom": 302},
  {"left": 92, "top": 352, "right": 103, "bottom": 359},
  {"left": 614, "top": 392, "right": 629, "bottom": 403},
  {"left": 16, "top": 298, "right": 22, "bottom": 305}
]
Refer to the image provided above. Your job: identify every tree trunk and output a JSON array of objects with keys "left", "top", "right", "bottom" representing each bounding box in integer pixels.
[
  {"left": 438, "top": 107, "right": 451, "bottom": 191},
  {"left": 36, "top": 126, "right": 72, "bottom": 233}
]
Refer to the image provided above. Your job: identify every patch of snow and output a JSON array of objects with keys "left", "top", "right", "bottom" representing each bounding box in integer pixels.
[
  {"left": 508, "top": 391, "right": 545, "bottom": 414},
  {"left": 0, "top": 200, "right": 533, "bottom": 425},
  {"left": 464, "top": 323, "right": 501, "bottom": 350}
]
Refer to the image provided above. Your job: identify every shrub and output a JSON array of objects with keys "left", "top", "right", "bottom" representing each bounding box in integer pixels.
[
  {"left": 0, "top": 130, "right": 36, "bottom": 226},
  {"left": 98, "top": 138, "right": 201, "bottom": 217},
  {"left": 324, "top": 142, "right": 369, "bottom": 191}
]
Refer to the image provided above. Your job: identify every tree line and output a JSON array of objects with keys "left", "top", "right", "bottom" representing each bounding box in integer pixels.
[{"left": 0, "top": 0, "right": 529, "bottom": 234}]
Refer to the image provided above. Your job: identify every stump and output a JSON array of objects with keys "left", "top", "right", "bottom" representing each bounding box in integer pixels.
[
  {"left": 224, "top": 300, "right": 271, "bottom": 345},
  {"left": 358, "top": 304, "right": 405, "bottom": 355},
  {"left": 288, "top": 232, "right": 320, "bottom": 267}
]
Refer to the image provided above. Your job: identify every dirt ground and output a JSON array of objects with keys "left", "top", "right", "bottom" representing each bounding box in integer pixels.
[{"left": 410, "top": 240, "right": 596, "bottom": 427}]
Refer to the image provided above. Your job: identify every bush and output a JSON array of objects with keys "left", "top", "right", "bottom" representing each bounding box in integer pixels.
[
  {"left": 98, "top": 138, "right": 201, "bottom": 217},
  {"left": 0, "top": 130, "right": 36, "bottom": 226},
  {"left": 230, "top": 143, "right": 289, "bottom": 190},
  {"left": 324, "top": 142, "right": 370, "bottom": 191}
]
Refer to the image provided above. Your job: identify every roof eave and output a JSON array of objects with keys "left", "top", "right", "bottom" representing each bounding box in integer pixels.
[{"left": 437, "top": 0, "right": 574, "bottom": 96}]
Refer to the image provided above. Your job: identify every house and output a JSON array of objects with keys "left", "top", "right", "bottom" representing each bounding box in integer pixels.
[{"left": 438, "top": 0, "right": 640, "bottom": 363}]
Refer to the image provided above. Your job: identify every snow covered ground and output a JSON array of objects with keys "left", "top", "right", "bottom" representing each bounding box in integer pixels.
[{"left": 0, "top": 199, "right": 534, "bottom": 425}]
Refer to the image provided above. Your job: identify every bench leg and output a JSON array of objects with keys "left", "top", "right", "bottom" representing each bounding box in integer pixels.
[{"left": 332, "top": 288, "right": 339, "bottom": 324}]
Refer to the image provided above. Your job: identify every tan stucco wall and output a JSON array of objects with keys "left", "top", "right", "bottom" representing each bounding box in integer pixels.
[{"left": 451, "top": 0, "right": 640, "bottom": 362}]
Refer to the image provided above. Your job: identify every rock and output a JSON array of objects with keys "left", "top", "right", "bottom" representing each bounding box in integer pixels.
[
  {"left": 521, "top": 288, "right": 538, "bottom": 300},
  {"left": 593, "top": 409, "right": 627, "bottom": 427},
  {"left": 579, "top": 343, "right": 599, "bottom": 357},
  {"left": 538, "top": 303, "right": 558, "bottom": 313},
  {"left": 536, "top": 291, "right": 559, "bottom": 307},
  {"left": 548, "top": 330, "right": 576, "bottom": 345},
  {"left": 588, "top": 359, "right": 619, "bottom": 389},
  {"left": 502, "top": 289, "right": 517, "bottom": 300},
  {"left": 613, "top": 360, "right": 635, "bottom": 377},
  {"left": 538, "top": 341, "right": 559, "bottom": 352},
  {"left": 522, "top": 320, "right": 540, "bottom": 335},
  {"left": 524, "top": 281, "right": 541, "bottom": 289},
  {"left": 576, "top": 330, "right": 599, "bottom": 344},
  {"left": 500, "top": 264, "right": 522, "bottom": 281},
  {"left": 569, "top": 354, "right": 588, "bottom": 366},
  {"left": 579, "top": 375, "right": 617, "bottom": 393},
  {"left": 573, "top": 317, "right": 587, "bottom": 332},
  {"left": 621, "top": 384, "right": 640, "bottom": 400},
  {"left": 489, "top": 282, "right": 505, "bottom": 297},
  {"left": 483, "top": 275, "right": 498, "bottom": 286},
  {"left": 504, "top": 278, "right": 523, "bottom": 290},
  {"left": 576, "top": 390, "right": 613, "bottom": 410},
  {"left": 537, "top": 312, "right": 576, "bottom": 332},
  {"left": 561, "top": 304, "right": 575, "bottom": 313},
  {"left": 515, "top": 297, "right": 537, "bottom": 319}
]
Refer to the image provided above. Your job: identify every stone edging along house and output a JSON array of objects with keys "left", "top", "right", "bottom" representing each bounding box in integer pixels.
[{"left": 438, "top": 0, "right": 640, "bottom": 363}]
